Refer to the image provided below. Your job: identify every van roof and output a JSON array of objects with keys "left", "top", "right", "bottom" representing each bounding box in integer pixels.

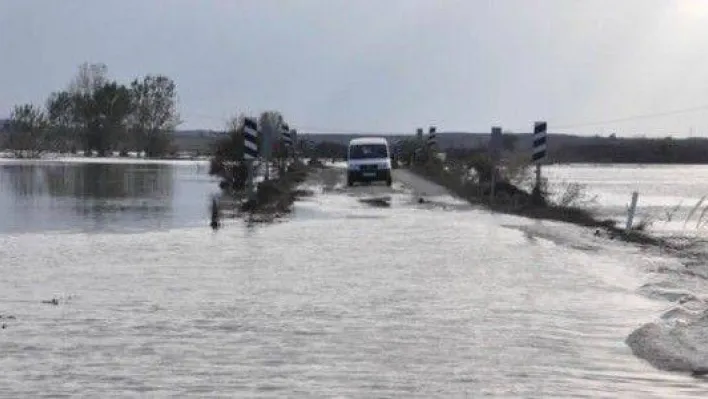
[{"left": 349, "top": 137, "right": 389, "bottom": 146}]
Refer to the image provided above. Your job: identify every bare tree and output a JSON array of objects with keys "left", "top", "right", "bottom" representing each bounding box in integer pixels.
[
  {"left": 69, "top": 62, "right": 108, "bottom": 96},
  {"left": 68, "top": 62, "right": 109, "bottom": 155},
  {"left": 6, "top": 104, "right": 49, "bottom": 158},
  {"left": 129, "top": 75, "right": 180, "bottom": 157}
]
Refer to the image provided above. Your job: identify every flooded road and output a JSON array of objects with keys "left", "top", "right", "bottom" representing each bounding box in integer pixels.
[{"left": 1, "top": 160, "right": 708, "bottom": 397}]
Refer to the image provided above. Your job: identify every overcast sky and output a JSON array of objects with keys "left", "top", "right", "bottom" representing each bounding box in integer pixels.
[{"left": 1, "top": 0, "right": 708, "bottom": 136}]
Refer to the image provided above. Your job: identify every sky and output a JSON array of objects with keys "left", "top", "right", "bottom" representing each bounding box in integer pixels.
[{"left": 1, "top": 0, "right": 708, "bottom": 137}]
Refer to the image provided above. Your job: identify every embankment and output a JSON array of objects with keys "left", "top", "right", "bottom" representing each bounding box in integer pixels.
[{"left": 406, "top": 162, "right": 673, "bottom": 249}]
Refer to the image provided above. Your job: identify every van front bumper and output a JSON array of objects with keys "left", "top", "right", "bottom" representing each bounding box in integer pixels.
[{"left": 348, "top": 169, "right": 391, "bottom": 182}]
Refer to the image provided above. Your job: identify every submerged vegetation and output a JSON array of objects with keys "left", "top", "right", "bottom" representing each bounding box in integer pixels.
[{"left": 208, "top": 112, "right": 313, "bottom": 224}]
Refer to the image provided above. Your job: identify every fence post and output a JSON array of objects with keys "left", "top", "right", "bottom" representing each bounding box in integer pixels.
[
  {"left": 210, "top": 195, "right": 220, "bottom": 230},
  {"left": 626, "top": 191, "right": 639, "bottom": 230}
]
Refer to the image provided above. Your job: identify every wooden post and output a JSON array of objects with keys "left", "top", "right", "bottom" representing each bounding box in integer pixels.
[{"left": 210, "top": 195, "right": 220, "bottom": 229}]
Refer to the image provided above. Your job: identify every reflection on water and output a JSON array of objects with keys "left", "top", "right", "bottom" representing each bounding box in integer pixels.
[{"left": 0, "top": 160, "right": 216, "bottom": 233}]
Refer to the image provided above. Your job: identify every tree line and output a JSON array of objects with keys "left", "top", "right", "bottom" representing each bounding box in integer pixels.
[
  {"left": 2, "top": 62, "right": 180, "bottom": 158},
  {"left": 293, "top": 134, "right": 708, "bottom": 165},
  {"left": 551, "top": 136, "right": 708, "bottom": 164}
]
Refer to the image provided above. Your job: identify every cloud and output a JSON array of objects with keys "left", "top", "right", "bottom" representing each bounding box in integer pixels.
[{"left": 1, "top": 0, "right": 708, "bottom": 136}]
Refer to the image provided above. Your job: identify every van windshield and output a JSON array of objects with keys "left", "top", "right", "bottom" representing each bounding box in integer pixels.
[{"left": 349, "top": 144, "right": 388, "bottom": 160}]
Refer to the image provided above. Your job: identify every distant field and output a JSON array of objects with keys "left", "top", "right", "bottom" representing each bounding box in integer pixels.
[{"left": 172, "top": 132, "right": 222, "bottom": 154}]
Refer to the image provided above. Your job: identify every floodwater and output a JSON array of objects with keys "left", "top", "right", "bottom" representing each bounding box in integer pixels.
[
  {"left": 1, "top": 159, "right": 708, "bottom": 397},
  {"left": 0, "top": 159, "right": 216, "bottom": 234},
  {"left": 546, "top": 164, "right": 708, "bottom": 236},
  {"left": 546, "top": 163, "right": 708, "bottom": 383}
]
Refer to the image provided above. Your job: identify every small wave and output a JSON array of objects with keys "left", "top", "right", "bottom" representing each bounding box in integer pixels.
[
  {"left": 660, "top": 306, "right": 704, "bottom": 325},
  {"left": 652, "top": 264, "right": 708, "bottom": 281},
  {"left": 637, "top": 283, "right": 701, "bottom": 303}
]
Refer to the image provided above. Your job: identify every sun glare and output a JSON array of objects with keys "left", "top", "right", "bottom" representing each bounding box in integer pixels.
[{"left": 675, "top": 1, "right": 708, "bottom": 19}]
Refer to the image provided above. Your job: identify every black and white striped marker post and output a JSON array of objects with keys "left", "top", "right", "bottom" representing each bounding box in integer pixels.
[
  {"left": 243, "top": 117, "right": 259, "bottom": 160},
  {"left": 427, "top": 126, "right": 437, "bottom": 149},
  {"left": 280, "top": 123, "right": 291, "bottom": 170},
  {"left": 532, "top": 121, "right": 547, "bottom": 163},
  {"left": 290, "top": 129, "right": 298, "bottom": 163},
  {"left": 412, "top": 128, "right": 423, "bottom": 164},
  {"left": 281, "top": 123, "right": 292, "bottom": 149},
  {"left": 243, "top": 117, "right": 259, "bottom": 200},
  {"left": 531, "top": 121, "right": 547, "bottom": 200}
]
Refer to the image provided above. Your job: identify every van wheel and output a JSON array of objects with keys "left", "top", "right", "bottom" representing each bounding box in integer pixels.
[
  {"left": 386, "top": 177, "right": 392, "bottom": 187},
  {"left": 347, "top": 177, "right": 354, "bottom": 187}
]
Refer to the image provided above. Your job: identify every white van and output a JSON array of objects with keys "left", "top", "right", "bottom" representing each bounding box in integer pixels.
[{"left": 347, "top": 137, "right": 392, "bottom": 186}]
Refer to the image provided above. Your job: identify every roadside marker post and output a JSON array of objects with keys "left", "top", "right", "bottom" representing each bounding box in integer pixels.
[
  {"left": 281, "top": 122, "right": 291, "bottom": 169},
  {"left": 281, "top": 123, "right": 292, "bottom": 148},
  {"left": 427, "top": 126, "right": 437, "bottom": 164},
  {"left": 427, "top": 126, "right": 437, "bottom": 149},
  {"left": 291, "top": 129, "right": 299, "bottom": 163},
  {"left": 243, "top": 117, "right": 259, "bottom": 201},
  {"left": 414, "top": 128, "right": 424, "bottom": 165},
  {"left": 261, "top": 116, "right": 273, "bottom": 181},
  {"left": 489, "top": 126, "right": 503, "bottom": 205},
  {"left": 532, "top": 121, "right": 548, "bottom": 203}
]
